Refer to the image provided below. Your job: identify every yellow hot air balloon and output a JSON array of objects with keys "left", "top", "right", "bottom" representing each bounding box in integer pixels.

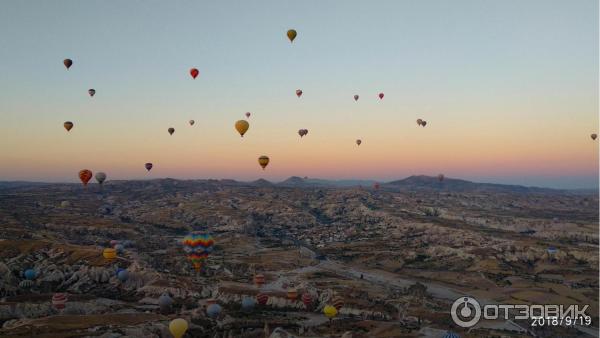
[
  {"left": 235, "top": 120, "right": 249, "bottom": 137},
  {"left": 258, "top": 156, "right": 270, "bottom": 170},
  {"left": 103, "top": 248, "right": 117, "bottom": 261},
  {"left": 169, "top": 318, "right": 188, "bottom": 338},
  {"left": 287, "top": 29, "right": 297, "bottom": 42},
  {"left": 323, "top": 305, "right": 338, "bottom": 319}
]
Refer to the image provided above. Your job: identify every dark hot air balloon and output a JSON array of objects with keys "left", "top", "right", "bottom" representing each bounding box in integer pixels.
[
  {"left": 258, "top": 156, "right": 270, "bottom": 170},
  {"left": 145, "top": 163, "right": 153, "bottom": 172},
  {"left": 63, "top": 59, "right": 73, "bottom": 69},
  {"left": 190, "top": 68, "right": 199, "bottom": 79},
  {"left": 287, "top": 29, "right": 297, "bottom": 42},
  {"left": 168, "top": 127, "right": 175, "bottom": 135},
  {"left": 64, "top": 121, "right": 74, "bottom": 132}
]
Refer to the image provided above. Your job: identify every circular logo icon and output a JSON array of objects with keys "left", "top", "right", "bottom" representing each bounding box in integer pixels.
[{"left": 451, "top": 296, "right": 481, "bottom": 328}]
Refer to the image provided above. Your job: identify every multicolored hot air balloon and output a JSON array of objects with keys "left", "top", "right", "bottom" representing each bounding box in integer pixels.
[
  {"left": 189, "top": 120, "right": 195, "bottom": 126},
  {"left": 378, "top": 92, "right": 384, "bottom": 100},
  {"left": 95, "top": 172, "right": 106, "bottom": 185},
  {"left": 145, "top": 163, "right": 153, "bottom": 172},
  {"left": 88, "top": 89, "right": 95, "bottom": 97},
  {"left": 354, "top": 94, "right": 359, "bottom": 101},
  {"left": 296, "top": 89, "right": 303, "bottom": 98},
  {"left": 190, "top": 68, "right": 199, "bottom": 79},
  {"left": 245, "top": 112, "right": 251, "bottom": 119},
  {"left": 63, "top": 59, "right": 73, "bottom": 69},
  {"left": 79, "top": 170, "right": 92, "bottom": 186},
  {"left": 592, "top": 133, "right": 597, "bottom": 140},
  {"left": 64, "top": 121, "right": 74, "bottom": 132},
  {"left": 52, "top": 293, "right": 68, "bottom": 310},
  {"left": 168, "top": 127, "right": 175, "bottom": 135},
  {"left": 258, "top": 156, "right": 270, "bottom": 170},
  {"left": 169, "top": 318, "right": 188, "bottom": 338},
  {"left": 256, "top": 293, "right": 269, "bottom": 305},
  {"left": 254, "top": 274, "right": 265, "bottom": 288},
  {"left": 287, "top": 29, "right": 297, "bottom": 42},
  {"left": 235, "top": 120, "right": 249, "bottom": 137},
  {"left": 356, "top": 139, "right": 362, "bottom": 146},
  {"left": 182, "top": 232, "right": 215, "bottom": 272}
]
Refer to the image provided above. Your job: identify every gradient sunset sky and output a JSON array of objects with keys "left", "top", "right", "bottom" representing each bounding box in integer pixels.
[{"left": 0, "top": 1, "right": 597, "bottom": 188}]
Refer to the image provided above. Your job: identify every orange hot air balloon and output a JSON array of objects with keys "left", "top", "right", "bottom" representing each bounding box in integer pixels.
[
  {"left": 64, "top": 121, "right": 74, "bottom": 132},
  {"left": 354, "top": 94, "right": 359, "bottom": 101},
  {"left": 254, "top": 274, "right": 265, "bottom": 287},
  {"left": 63, "top": 59, "right": 73, "bottom": 69},
  {"left": 103, "top": 247, "right": 117, "bottom": 261},
  {"left": 190, "top": 68, "right": 199, "bottom": 79},
  {"left": 258, "top": 156, "right": 270, "bottom": 170},
  {"left": 168, "top": 127, "right": 175, "bottom": 135},
  {"left": 296, "top": 89, "right": 303, "bottom": 98},
  {"left": 287, "top": 29, "right": 297, "bottom": 42},
  {"left": 378, "top": 92, "right": 384, "bottom": 100},
  {"left": 79, "top": 170, "right": 92, "bottom": 186},
  {"left": 235, "top": 120, "right": 249, "bottom": 137},
  {"left": 287, "top": 288, "right": 298, "bottom": 300}
]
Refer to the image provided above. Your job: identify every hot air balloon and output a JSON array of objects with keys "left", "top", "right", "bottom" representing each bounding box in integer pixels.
[
  {"left": 241, "top": 297, "right": 256, "bottom": 311},
  {"left": 182, "top": 232, "right": 215, "bottom": 272},
  {"left": 323, "top": 305, "right": 338, "bottom": 319},
  {"left": 52, "top": 293, "right": 68, "bottom": 310},
  {"left": 95, "top": 172, "right": 106, "bottom": 185},
  {"left": 258, "top": 156, "right": 270, "bottom": 170},
  {"left": 114, "top": 244, "right": 124, "bottom": 254},
  {"left": 207, "top": 303, "right": 222, "bottom": 318},
  {"left": 24, "top": 269, "right": 36, "bottom": 280},
  {"left": 235, "top": 120, "right": 250, "bottom": 137},
  {"left": 301, "top": 292, "right": 312, "bottom": 307},
  {"left": 117, "top": 269, "right": 129, "bottom": 282},
  {"left": 287, "top": 288, "right": 298, "bottom": 300},
  {"left": 298, "top": 129, "right": 305, "bottom": 138},
  {"left": 254, "top": 274, "right": 265, "bottom": 288},
  {"left": 64, "top": 121, "right": 74, "bottom": 132},
  {"left": 354, "top": 94, "right": 359, "bottom": 101},
  {"left": 168, "top": 127, "right": 175, "bottom": 135},
  {"left": 287, "top": 29, "right": 297, "bottom": 42},
  {"left": 245, "top": 112, "right": 251, "bottom": 119},
  {"left": 159, "top": 293, "right": 173, "bottom": 313},
  {"left": 256, "top": 293, "right": 269, "bottom": 305},
  {"left": 356, "top": 139, "right": 362, "bottom": 146},
  {"left": 421, "top": 121, "right": 427, "bottom": 127},
  {"left": 63, "top": 59, "right": 73, "bottom": 69},
  {"left": 416, "top": 119, "right": 423, "bottom": 126},
  {"left": 373, "top": 183, "right": 380, "bottom": 190},
  {"left": 145, "top": 163, "right": 153, "bottom": 172},
  {"left": 189, "top": 120, "right": 195, "bottom": 126},
  {"left": 88, "top": 89, "right": 95, "bottom": 97},
  {"left": 103, "top": 248, "right": 117, "bottom": 261},
  {"left": 169, "top": 318, "right": 188, "bottom": 338},
  {"left": 378, "top": 92, "right": 384, "bottom": 100},
  {"left": 332, "top": 295, "right": 344, "bottom": 310},
  {"left": 592, "top": 133, "right": 597, "bottom": 140},
  {"left": 438, "top": 174, "right": 445, "bottom": 182},
  {"left": 190, "top": 68, "right": 199, "bottom": 79},
  {"left": 79, "top": 169, "right": 92, "bottom": 186},
  {"left": 296, "top": 89, "right": 303, "bottom": 98}
]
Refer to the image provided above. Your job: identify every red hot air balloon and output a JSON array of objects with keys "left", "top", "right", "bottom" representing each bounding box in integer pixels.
[
  {"left": 63, "top": 59, "right": 73, "bottom": 69},
  {"left": 378, "top": 93, "right": 384, "bottom": 100},
  {"left": 296, "top": 89, "right": 303, "bottom": 98},
  {"left": 190, "top": 68, "right": 199, "bottom": 79},
  {"left": 256, "top": 293, "right": 269, "bottom": 305},
  {"left": 145, "top": 163, "right": 153, "bottom": 172},
  {"left": 254, "top": 274, "right": 265, "bottom": 288},
  {"left": 79, "top": 170, "right": 93, "bottom": 186},
  {"left": 52, "top": 293, "right": 68, "bottom": 310},
  {"left": 302, "top": 292, "right": 312, "bottom": 307}
]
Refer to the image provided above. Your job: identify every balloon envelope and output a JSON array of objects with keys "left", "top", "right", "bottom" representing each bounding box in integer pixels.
[
  {"left": 592, "top": 133, "right": 597, "bottom": 140},
  {"left": 145, "top": 163, "right": 153, "bottom": 171},
  {"left": 207, "top": 303, "right": 222, "bottom": 318},
  {"left": 117, "top": 270, "right": 129, "bottom": 282},
  {"left": 24, "top": 269, "right": 36, "bottom": 280},
  {"left": 88, "top": 89, "right": 95, "bottom": 97},
  {"left": 258, "top": 156, "right": 270, "bottom": 170},
  {"left": 356, "top": 139, "right": 362, "bottom": 146},
  {"left": 63, "top": 59, "right": 73, "bottom": 69},
  {"left": 235, "top": 120, "right": 249, "bottom": 137},
  {"left": 169, "top": 318, "right": 188, "bottom": 338},
  {"left": 378, "top": 92, "right": 384, "bottom": 99},
  {"left": 103, "top": 248, "right": 117, "bottom": 260},
  {"left": 296, "top": 89, "right": 303, "bottom": 97},
  {"left": 354, "top": 94, "right": 359, "bottom": 101},
  {"left": 190, "top": 68, "right": 199, "bottom": 79},
  {"left": 79, "top": 170, "right": 93, "bottom": 186},
  {"left": 241, "top": 297, "right": 256, "bottom": 311},
  {"left": 52, "top": 293, "right": 68, "bottom": 310},
  {"left": 64, "top": 121, "right": 74, "bottom": 132},
  {"left": 168, "top": 127, "right": 175, "bottom": 135},
  {"left": 324, "top": 305, "right": 338, "bottom": 318},
  {"left": 287, "top": 29, "right": 297, "bottom": 42},
  {"left": 245, "top": 112, "right": 251, "bottom": 118},
  {"left": 95, "top": 172, "right": 106, "bottom": 184},
  {"left": 189, "top": 120, "right": 195, "bottom": 126}
]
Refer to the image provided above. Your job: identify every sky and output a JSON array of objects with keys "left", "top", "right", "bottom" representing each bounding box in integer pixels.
[{"left": 0, "top": 1, "right": 597, "bottom": 189}]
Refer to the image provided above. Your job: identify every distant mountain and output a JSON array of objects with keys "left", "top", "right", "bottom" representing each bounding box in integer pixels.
[
  {"left": 276, "top": 176, "right": 376, "bottom": 188},
  {"left": 384, "top": 175, "right": 559, "bottom": 194},
  {"left": 249, "top": 178, "right": 274, "bottom": 187},
  {"left": 277, "top": 176, "right": 309, "bottom": 187}
]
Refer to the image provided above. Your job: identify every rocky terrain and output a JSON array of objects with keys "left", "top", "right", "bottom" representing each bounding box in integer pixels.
[{"left": 0, "top": 177, "right": 597, "bottom": 337}]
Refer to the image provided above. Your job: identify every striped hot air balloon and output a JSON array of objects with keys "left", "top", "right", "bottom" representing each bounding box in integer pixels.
[
  {"left": 256, "top": 293, "right": 269, "bottom": 305},
  {"left": 287, "top": 288, "right": 298, "bottom": 301},
  {"left": 52, "top": 293, "right": 68, "bottom": 310},
  {"left": 332, "top": 295, "right": 344, "bottom": 310},
  {"left": 103, "top": 248, "right": 117, "bottom": 261},
  {"left": 182, "top": 232, "right": 215, "bottom": 271}
]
